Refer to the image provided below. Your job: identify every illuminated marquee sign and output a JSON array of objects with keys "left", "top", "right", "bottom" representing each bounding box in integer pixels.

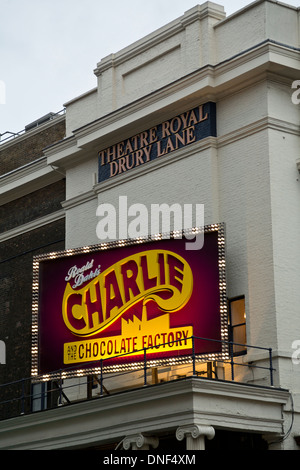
[
  {"left": 98, "top": 102, "right": 216, "bottom": 182},
  {"left": 31, "top": 225, "right": 228, "bottom": 379}
]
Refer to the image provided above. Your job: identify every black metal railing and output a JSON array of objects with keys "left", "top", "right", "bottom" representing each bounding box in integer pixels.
[
  {"left": 0, "top": 336, "right": 275, "bottom": 422},
  {"left": 0, "top": 109, "right": 66, "bottom": 145}
]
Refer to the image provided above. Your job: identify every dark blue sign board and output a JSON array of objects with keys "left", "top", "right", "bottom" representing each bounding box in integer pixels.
[{"left": 98, "top": 102, "right": 216, "bottom": 183}]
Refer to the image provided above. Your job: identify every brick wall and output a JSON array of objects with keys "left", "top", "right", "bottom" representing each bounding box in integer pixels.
[
  {"left": 0, "top": 118, "right": 65, "bottom": 176},
  {"left": 0, "top": 180, "right": 65, "bottom": 233},
  {"left": 0, "top": 118, "right": 66, "bottom": 418},
  {"left": 0, "top": 219, "right": 65, "bottom": 418}
]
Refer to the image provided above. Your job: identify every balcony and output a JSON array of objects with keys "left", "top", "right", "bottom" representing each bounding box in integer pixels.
[{"left": 0, "top": 337, "right": 290, "bottom": 450}]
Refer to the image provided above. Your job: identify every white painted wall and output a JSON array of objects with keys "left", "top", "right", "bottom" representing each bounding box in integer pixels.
[
  {"left": 62, "top": 2, "right": 300, "bottom": 369},
  {"left": 46, "top": 1, "right": 300, "bottom": 448}
]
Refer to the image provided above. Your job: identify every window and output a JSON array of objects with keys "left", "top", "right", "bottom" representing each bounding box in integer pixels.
[{"left": 228, "top": 296, "right": 246, "bottom": 355}]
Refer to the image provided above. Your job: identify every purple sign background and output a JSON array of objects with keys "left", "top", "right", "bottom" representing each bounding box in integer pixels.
[{"left": 35, "top": 229, "right": 226, "bottom": 375}]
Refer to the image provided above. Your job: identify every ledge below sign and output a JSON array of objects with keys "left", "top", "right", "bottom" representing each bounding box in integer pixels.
[{"left": 98, "top": 102, "right": 216, "bottom": 183}]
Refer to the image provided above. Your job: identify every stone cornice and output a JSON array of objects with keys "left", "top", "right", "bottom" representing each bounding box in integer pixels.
[
  {"left": 61, "top": 112, "right": 299, "bottom": 212},
  {"left": 218, "top": 116, "right": 300, "bottom": 148},
  {"left": 0, "top": 210, "right": 65, "bottom": 243},
  {"left": 61, "top": 138, "right": 217, "bottom": 211},
  {"left": 60, "top": 111, "right": 299, "bottom": 212},
  {"left": 94, "top": 137, "right": 217, "bottom": 194},
  {"left": 61, "top": 189, "right": 96, "bottom": 211},
  {"left": 0, "top": 156, "right": 65, "bottom": 205},
  {"left": 44, "top": 40, "right": 299, "bottom": 172},
  {"left": 0, "top": 377, "right": 289, "bottom": 450},
  {"left": 214, "top": 0, "right": 299, "bottom": 28},
  {"left": 94, "top": 4, "right": 225, "bottom": 76}
]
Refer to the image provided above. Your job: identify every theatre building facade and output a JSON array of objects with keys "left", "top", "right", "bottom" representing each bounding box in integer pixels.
[{"left": 0, "top": 0, "right": 300, "bottom": 450}]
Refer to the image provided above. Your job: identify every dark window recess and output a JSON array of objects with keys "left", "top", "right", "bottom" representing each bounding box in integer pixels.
[{"left": 228, "top": 296, "right": 247, "bottom": 355}]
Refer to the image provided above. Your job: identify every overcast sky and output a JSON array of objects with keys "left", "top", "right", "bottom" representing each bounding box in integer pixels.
[{"left": 0, "top": 0, "right": 299, "bottom": 136}]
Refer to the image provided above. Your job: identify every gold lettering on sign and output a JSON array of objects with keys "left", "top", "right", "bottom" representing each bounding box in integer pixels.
[
  {"left": 98, "top": 105, "right": 209, "bottom": 179},
  {"left": 62, "top": 249, "right": 193, "bottom": 338}
]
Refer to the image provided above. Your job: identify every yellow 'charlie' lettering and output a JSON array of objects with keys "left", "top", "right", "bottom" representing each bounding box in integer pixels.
[{"left": 62, "top": 250, "right": 193, "bottom": 337}]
